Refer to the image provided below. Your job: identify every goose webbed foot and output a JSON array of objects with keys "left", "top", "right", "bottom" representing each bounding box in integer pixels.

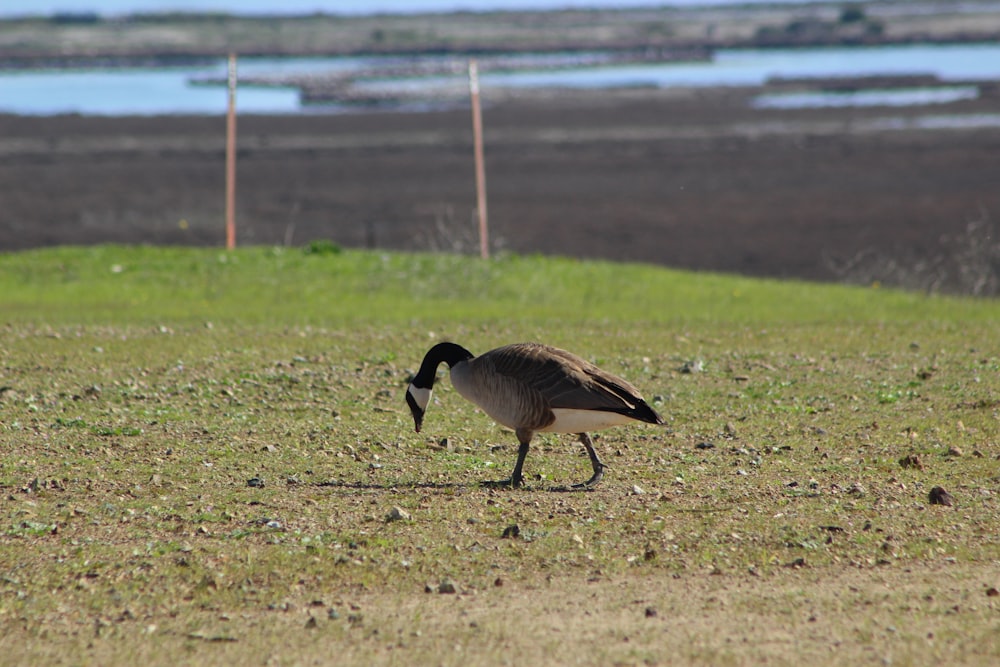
[
  {"left": 548, "top": 462, "right": 605, "bottom": 492},
  {"left": 482, "top": 475, "right": 524, "bottom": 490},
  {"left": 571, "top": 462, "right": 606, "bottom": 489}
]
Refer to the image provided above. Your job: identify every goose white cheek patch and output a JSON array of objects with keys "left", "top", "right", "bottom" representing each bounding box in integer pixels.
[{"left": 407, "top": 386, "right": 432, "bottom": 410}]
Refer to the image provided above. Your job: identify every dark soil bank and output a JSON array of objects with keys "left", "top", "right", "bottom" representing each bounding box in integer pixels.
[{"left": 2, "top": 86, "right": 999, "bottom": 289}]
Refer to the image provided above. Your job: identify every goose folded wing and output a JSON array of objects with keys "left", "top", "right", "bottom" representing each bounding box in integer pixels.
[{"left": 489, "top": 345, "right": 643, "bottom": 414}]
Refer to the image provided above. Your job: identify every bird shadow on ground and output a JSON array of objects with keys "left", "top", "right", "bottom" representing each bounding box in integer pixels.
[{"left": 308, "top": 480, "right": 596, "bottom": 493}]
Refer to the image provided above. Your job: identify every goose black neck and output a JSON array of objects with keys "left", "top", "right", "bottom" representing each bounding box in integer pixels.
[{"left": 412, "top": 342, "right": 474, "bottom": 389}]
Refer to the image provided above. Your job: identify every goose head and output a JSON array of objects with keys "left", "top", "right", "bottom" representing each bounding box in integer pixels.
[{"left": 405, "top": 342, "right": 475, "bottom": 433}]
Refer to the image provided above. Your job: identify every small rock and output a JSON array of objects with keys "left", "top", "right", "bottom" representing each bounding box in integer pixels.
[
  {"left": 986, "top": 587, "right": 999, "bottom": 597},
  {"left": 847, "top": 483, "right": 866, "bottom": 497},
  {"left": 644, "top": 606, "right": 658, "bottom": 618},
  {"left": 501, "top": 524, "right": 520, "bottom": 539},
  {"left": 695, "top": 442, "right": 715, "bottom": 450},
  {"left": 946, "top": 446, "right": 963, "bottom": 457},
  {"left": 899, "top": 454, "right": 923, "bottom": 470},
  {"left": 631, "top": 484, "right": 645, "bottom": 495},
  {"left": 304, "top": 616, "right": 318, "bottom": 629},
  {"left": 680, "top": 359, "right": 703, "bottom": 374},
  {"left": 929, "top": 486, "right": 955, "bottom": 506},
  {"left": 386, "top": 506, "right": 411, "bottom": 522},
  {"left": 494, "top": 577, "right": 504, "bottom": 587},
  {"left": 247, "top": 477, "right": 265, "bottom": 488},
  {"left": 437, "top": 579, "right": 457, "bottom": 594}
]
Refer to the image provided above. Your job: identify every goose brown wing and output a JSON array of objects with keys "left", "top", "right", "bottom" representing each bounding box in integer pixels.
[{"left": 484, "top": 343, "right": 648, "bottom": 415}]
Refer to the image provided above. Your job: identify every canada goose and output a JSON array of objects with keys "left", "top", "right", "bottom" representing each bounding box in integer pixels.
[{"left": 405, "top": 342, "right": 663, "bottom": 488}]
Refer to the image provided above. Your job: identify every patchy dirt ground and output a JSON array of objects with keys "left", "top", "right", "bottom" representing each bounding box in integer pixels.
[
  {"left": 2, "top": 84, "right": 999, "bottom": 289},
  {"left": 3, "top": 562, "right": 998, "bottom": 666}
]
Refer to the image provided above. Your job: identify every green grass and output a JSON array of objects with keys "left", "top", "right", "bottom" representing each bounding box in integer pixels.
[
  {"left": 3, "top": 244, "right": 995, "bottom": 327},
  {"left": 1, "top": 245, "right": 998, "bottom": 666}
]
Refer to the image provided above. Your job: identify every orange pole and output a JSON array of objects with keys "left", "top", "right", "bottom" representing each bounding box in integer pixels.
[
  {"left": 469, "top": 60, "right": 489, "bottom": 259},
  {"left": 225, "top": 53, "right": 237, "bottom": 250}
]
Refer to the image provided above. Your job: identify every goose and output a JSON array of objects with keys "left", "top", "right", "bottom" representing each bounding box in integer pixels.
[{"left": 405, "top": 342, "right": 663, "bottom": 489}]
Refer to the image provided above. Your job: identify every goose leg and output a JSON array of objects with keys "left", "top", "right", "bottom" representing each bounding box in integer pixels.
[
  {"left": 509, "top": 441, "right": 530, "bottom": 488},
  {"left": 483, "top": 440, "right": 529, "bottom": 489},
  {"left": 572, "top": 432, "right": 606, "bottom": 489}
]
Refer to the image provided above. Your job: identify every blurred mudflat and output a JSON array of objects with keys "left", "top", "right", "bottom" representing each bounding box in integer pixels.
[{"left": 2, "top": 84, "right": 999, "bottom": 292}]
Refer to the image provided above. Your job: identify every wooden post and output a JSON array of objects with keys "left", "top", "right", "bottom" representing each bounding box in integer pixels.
[
  {"left": 469, "top": 60, "right": 489, "bottom": 259},
  {"left": 225, "top": 53, "right": 237, "bottom": 250}
]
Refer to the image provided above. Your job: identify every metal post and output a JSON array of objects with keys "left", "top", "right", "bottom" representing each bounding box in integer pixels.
[
  {"left": 225, "top": 53, "right": 237, "bottom": 250},
  {"left": 469, "top": 60, "right": 489, "bottom": 259}
]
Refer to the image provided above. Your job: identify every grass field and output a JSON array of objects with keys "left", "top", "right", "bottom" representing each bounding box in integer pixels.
[{"left": 1, "top": 245, "right": 998, "bottom": 666}]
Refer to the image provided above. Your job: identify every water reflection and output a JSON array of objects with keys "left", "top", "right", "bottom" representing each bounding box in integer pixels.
[
  {"left": 864, "top": 113, "right": 1000, "bottom": 130},
  {"left": 752, "top": 86, "right": 980, "bottom": 109}
]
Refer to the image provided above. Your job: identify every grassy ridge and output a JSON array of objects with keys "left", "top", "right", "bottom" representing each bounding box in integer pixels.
[
  {"left": 1, "top": 245, "right": 998, "bottom": 666},
  {"left": 2, "top": 245, "right": 996, "bottom": 327}
]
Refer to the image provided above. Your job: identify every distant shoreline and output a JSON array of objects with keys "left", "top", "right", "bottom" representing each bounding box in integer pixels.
[{"left": 2, "top": 2, "right": 1000, "bottom": 70}]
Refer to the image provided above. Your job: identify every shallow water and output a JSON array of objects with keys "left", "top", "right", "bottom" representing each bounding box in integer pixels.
[
  {"left": 2, "top": 43, "right": 1000, "bottom": 116},
  {"left": 752, "top": 86, "right": 980, "bottom": 109}
]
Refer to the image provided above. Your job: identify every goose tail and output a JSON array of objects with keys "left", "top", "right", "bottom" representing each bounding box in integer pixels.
[{"left": 631, "top": 400, "right": 664, "bottom": 426}]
